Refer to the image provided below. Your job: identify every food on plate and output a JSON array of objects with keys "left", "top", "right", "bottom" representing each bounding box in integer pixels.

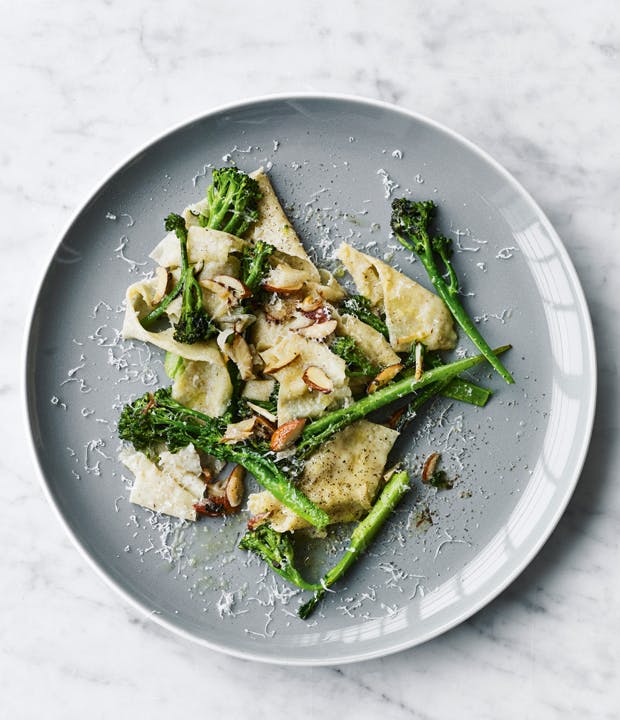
[
  {"left": 390, "top": 198, "right": 514, "bottom": 383},
  {"left": 117, "top": 166, "right": 513, "bottom": 618}
]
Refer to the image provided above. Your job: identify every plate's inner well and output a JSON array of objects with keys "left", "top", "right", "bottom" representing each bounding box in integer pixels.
[{"left": 27, "top": 97, "right": 594, "bottom": 662}]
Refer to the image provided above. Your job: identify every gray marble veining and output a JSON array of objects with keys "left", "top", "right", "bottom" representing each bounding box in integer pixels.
[{"left": 2, "top": 0, "right": 619, "bottom": 717}]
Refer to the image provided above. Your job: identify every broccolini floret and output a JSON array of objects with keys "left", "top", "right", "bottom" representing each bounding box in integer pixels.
[
  {"left": 199, "top": 167, "right": 262, "bottom": 237},
  {"left": 331, "top": 336, "right": 380, "bottom": 377},
  {"left": 241, "top": 240, "right": 274, "bottom": 293},
  {"left": 238, "top": 526, "right": 321, "bottom": 591},
  {"left": 340, "top": 295, "right": 389, "bottom": 338},
  {"left": 141, "top": 168, "right": 263, "bottom": 338},
  {"left": 167, "top": 213, "right": 217, "bottom": 345},
  {"left": 140, "top": 213, "right": 216, "bottom": 344}
]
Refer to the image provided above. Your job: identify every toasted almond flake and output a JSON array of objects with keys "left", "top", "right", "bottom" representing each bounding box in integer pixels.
[
  {"left": 225, "top": 465, "right": 245, "bottom": 508},
  {"left": 302, "top": 366, "right": 334, "bottom": 393},
  {"left": 252, "top": 414, "right": 277, "bottom": 440},
  {"left": 422, "top": 452, "right": 440, "bottom": 483},
  {"left": 216, "top": 328, "right": 235, "bottom": 357},
  {"left": 152, "top": 266, "right": 170, "bottom": 304},
  {"left": 302, "top": 306, "right": 332, "bottom": 324},
  {"left": 386, "top": 406, "right": 406, "bottom": 429},
  {"left": 229, "top": 333, "right": 255, "bottom": 380},
  {"left": 213, "top": 274, "right": 252, "bottom": 300},
  {"left": 247, "top": 512, "right": 270, "bottom": 530},
  {"left": 201, "top": 278, "right": 230, "bottom": 299},
  {"left": 299, "top": 294, "right": 323, "bottom": 312},
  {"left": 270, "top": 418, "right": 306, "bottom": 451},
  {"left": 202, "top": 467, "right": 214, "bottom": 483},
  {"left": 296, "top": 319, "right": 337, "bottom": 339},
  {"left": 220, "top": 417, "right": 256, "bottom": 444},
  {"left": 367, "top": 363, "right": 403, "bottom": 394},
  {"left": 231, "top": 314, "right": 255, "bottom": 333},
  {"left": 262, "top": 347, "right": 300, "bottom": 374},
  {"left": 246, "top": 401, "right": 278, "bottom": 424},
  {"left": 288, "top": 313, "right": 314, "bottom": 330},
  {"left": 262, "top": 263, "right": 307, "bottom": 294},
  {"left": 414, "top": 343, "right": 424, "bottom": 381},
  {"left": 262, "top": 280, "right": 305, "bottom": 294}
]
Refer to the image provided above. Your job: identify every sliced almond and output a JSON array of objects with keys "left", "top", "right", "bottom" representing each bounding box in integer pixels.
[
  {"left": 270, "top": 418, "right": 306, "bottom": 451},
  {"left": 262, "top": 280, "right": 304, "bottom": 294},
  {"left": 229, "top": 333, "right": 255, "bottom": 380},
  {"left": 422, "top": 452, "right": 440, "bottom": 483},
  {"left": 414, "top": 342, "right": 424, "bottom": 381},
  {"left": 301, "top": 305, "right": 332, "bottom": 324},
  {"left": 200, "top": 278, "right": 230, "bottom": 299},
  {"left": 247, "top": 512, "right": 271, "bottom": 530},
  {"left": 262, "top": 264, "right": 306, "bottom": 294},
  {"left": 152, "top": 266, "right": 171, "bottom": 304},
  {"left": 262, "top": 346, "right": 300, "bottom": 374},
  {"left": 302, "top": 366, "right": 334, "bottom": 393},
  {"left": 232, "top": 313, "right": 256, "bottom": 333},
  {"left": 201, "top": 467, "right": 214, "bottom": 483},
  {"left": 213, "top": 274, "right": 252, "bottom": 300},
  {"left": 367, "top": 363, "right": 403, "bottom": 394},
  {"left": 296, "top": 319, "right": 337, "bottom": 339},
  {"left": 225, "top": 465, "right": 245, "bottom": 508},
  {"left": 386, "top": 406, "right": 406, "bottom": 430},
  {"left": 252, "top": 414, "right": 277, "bottom": 441},
  {"left": 299, "top": 293, "right": 323, "bottom": 312},
  {"left": 246, "top": 401, "right": 278, "bottom": 424},
  {"left": 288, "top": 313, "right": 314, "bottom": 330},
  {"left": 220, "top": 417, "right": 256, "bottom": 444},
  {"left": 216, "top": 328, "right": 235, "bottom": 358}
]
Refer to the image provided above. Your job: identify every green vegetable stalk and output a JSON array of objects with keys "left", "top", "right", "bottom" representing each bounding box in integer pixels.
[
  {"left": 340, "top": 295, "right": 389, "bottom": 338},
  {"left": 331, "top": 336, "right": 380, "bottom": 377},
  {"left": 141, "top": 168, "right": 262, "bottom": 339},
  {"left": 239, "top": 470, "right": 412, "bottom": 619},
  {"left": 117, "top": 388, "right": 329, "bottom": 529},
  {"left": 141, "top": 213, "right": 217, "bottom": 344},
  {"left": 198, "top": 167, "right": 261, "bottom": 236},
  {"left": 391, "top": 198, "right": 514, "bottom": 384},
  {"left": 241, "top": 240, "right": 274, "bottom": 293},
  {"left": 298, "top": 469, "right": 411, "bottom": 618},
  {"left": 238, "top": 525, "right": 321, "bottom": 591},
  {"left": 298, "top": 345, "right": 511, "bottom": 456}
]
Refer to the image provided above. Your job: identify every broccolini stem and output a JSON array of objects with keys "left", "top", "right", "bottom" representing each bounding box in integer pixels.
[
  {"left": 141, "top": 279, "right": 183, "bottom": 328},
  {"left": 416, "top": 352, "right": 492, "bottom": 408},
  {"left": 299, "top": 470, "right": 410, "bottom": 619},
  {"left": 118, "top": 389, "right": 329, "bottom": 529},
  {"left": 419, "top": 248, "right": 514, "bottom": 384},
  {"left": 391, "top": 199, "right": 514, "bottom": 384},
  {"left": 298, "top": 346, "right": 511, "bottom": 454},
  {"left": 225, "top": 447, "right": 329, "bottom": 529}
]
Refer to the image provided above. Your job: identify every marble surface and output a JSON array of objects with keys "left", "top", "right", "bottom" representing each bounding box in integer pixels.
[{"left": 3, "top": 0, "right": 619, "bottom": 717}]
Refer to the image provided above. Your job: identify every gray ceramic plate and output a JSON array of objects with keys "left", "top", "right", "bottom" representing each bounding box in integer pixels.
[{"left": 24, "top": 94, "right": 596, "bottom": 665}]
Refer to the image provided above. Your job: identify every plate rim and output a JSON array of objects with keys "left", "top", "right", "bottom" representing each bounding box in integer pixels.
[{"left": 23, "top": 92, "right": 597, "bottom": 665}]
